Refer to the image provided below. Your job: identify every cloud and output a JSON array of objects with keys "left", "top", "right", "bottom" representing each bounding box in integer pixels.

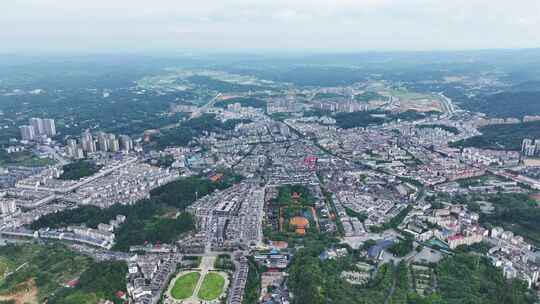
[{"left": 1, "top": 0, "right": 540, "bottom": 52}]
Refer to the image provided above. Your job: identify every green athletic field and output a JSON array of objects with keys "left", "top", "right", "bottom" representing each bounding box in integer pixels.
[
  {"left": 171, "top": 272, "right": 201, "bottom": 299},
  {"left": 197, "top": 272, "right": 225, "bottom": 301}
]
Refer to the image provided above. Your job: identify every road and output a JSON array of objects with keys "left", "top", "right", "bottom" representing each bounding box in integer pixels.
[
  {"left": 189, "top": 92, "right": 222, "bottom": 119},
  {"left": 438, "top": 92, "right": 456, "bottom": 116},
  {"left": 191, "top": 256, "right": 216, "bottom": 300}
]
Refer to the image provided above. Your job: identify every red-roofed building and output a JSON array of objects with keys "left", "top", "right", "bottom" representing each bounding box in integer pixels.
[
  {"left": 65, "top": 279, "right": 79, "bottom": 288},
  {"left": 210, "top": 173, "right": 224, "bottom": 183},
  {"left": 448, "top": 231, "right": 483, "bottom": 249},
  {"left": 115, "top": 291, "right": 126, "bottom": 299}
]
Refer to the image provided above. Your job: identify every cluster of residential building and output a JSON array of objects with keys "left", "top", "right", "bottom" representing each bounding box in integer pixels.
[
  {"left": 521, "top": 138, "right": 540, "bottom": 157},
  {"left": 461, "top": 147, "right": 520, "bottom": 167},
  {"left": 189, "top": 182, "right": 265, "bottom": 250},
  {"left": 127, "top": 253, "right": 179, "bottom": 304},
  {"left": 221, "top": 102, "right": 266, "bottom": 120},
  {"left": 400, "top": 124, "right": 457, "bottom": 147},
  {"left": 1, "top": 214, "right": 124, "bottom": 249},
  {"left": 283, "top": 112, "right": 495, "bottom": 191},
  {"left": 488, "top": 227, "right": 540, "bottom": 288},
  {"left": 19, "top": 117, "right": 56, "bottom": 141},
  {"left": 266, "top": 98, "right": 301, "bottom": 114},
  {"left": 313, "top": 100, "right": 367, "bottom": 113},
  {"left": 325, "top": 170, "right": 415, "bottom": 234},
  {"left": 0, "top": 154, "right": 180, "bottom": 251},
  {"left": 227, "top": 251, "right": 249, "bottom": 304},
  {"left": 66, "top": 130, "right": 134, "bottom": 159},
  {"left": 66, "top": 162, "right": 178, "bottom": 208},
  {"left": 401, "top": 202, "right": 485, "bottom": 248},
  {"left": 401, "top": 152, "right": 485, "bottom": 186},
  {"left": 1, "top": 199, "right": 71, "bottom": 228},
  {"left": 397, "top": 199, "right": 540, "bottom": 289},
  {"left": 436, "top": 178, "right": 525, "bottom": 195},
  {"left": 0, "top": 192, "right": 18, "bottom": 217},
  {"left": 0, "top": 166, "right": 44, "bottom": 188}
]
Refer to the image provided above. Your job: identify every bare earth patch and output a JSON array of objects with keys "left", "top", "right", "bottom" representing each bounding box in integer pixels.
[{"left": 0, "top": 279, "right": 39, "bottom": 304}]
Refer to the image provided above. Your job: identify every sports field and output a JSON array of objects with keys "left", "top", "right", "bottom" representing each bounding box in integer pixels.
[
  {"left": 197, "top": 272, "right": 225, "bottom": 301},
  {"left": 170, "top": 272, "right": 200, "bottom": 300}
]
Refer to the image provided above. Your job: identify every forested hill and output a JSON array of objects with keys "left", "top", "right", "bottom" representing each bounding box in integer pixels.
[
  {"left": 466, "top": 91, "right": 540, "bottom": 119},
  {"left": 451, "top": 120, "right": 540, "bottom": 151}
]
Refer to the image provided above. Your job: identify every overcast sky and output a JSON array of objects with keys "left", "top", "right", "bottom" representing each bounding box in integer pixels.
[{"left": 2, "top": 0, "right": 540, "bottom": 53}]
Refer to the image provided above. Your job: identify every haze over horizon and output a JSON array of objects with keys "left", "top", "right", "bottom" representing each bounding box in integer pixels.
[{"left": 3, "top": 0, "right": 540, "bottom": 53}]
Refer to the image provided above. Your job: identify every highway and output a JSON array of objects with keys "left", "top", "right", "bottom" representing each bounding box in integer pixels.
[
  {"left": 438, "top": 92, "right": 456, "bottom": 116},
  {"left": 189, "top": 92, "right": 222, "bottom": 119}
]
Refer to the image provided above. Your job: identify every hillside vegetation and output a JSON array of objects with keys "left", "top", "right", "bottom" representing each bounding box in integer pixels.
[
  {"left": 466, "top": 91, "right": 540, "bottom": 119},
  {"left": 451, "top": 121, "right": 540, "bottom": 150}
]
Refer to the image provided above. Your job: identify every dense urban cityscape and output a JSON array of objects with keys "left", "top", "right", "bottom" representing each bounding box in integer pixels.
[{"left": 2, "top": 53, "right": 540, "bottom": 304}]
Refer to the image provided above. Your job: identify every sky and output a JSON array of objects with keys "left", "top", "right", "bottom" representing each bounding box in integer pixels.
[{"left": 2, "top": 0, "right": 540, "bottom": 53}]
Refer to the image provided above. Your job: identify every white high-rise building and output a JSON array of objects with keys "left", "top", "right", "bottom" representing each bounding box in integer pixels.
[
  {"left": 119, "top": 135, "right": 133, "bottom": 152},
  {"left": 43, "top": 119, "right": 56, "bottom": 136},
  {"left": 279, "top": 124, "right": 290, "bottom": 136},
  {"left": 29, "top": 118, "right": 44, "bottom": 135},
  {"left": 535, "top": 139, "right": 540, "bottom": 156},
  {"left": 67, "top": 139, "right": 77, "bottom": 151},
  {"left": 76, "top": 148, "right": 85, "bottom": 159},
  {"left": 19, "top": 125, "right": 36, "bottom": 141},
  {"left": 81, "top": 131, "right": 96, "bottom": 153},
  {"left": 109, "top": 134, "right": 120, "bottom": 152},
  {"left": 66, "top": 139, "right": 78, "bottom": 158},
  {"left": 522, "top": 138, "right": 536, "bottom": 157},
  {"left": 97, "top": 132, "right": 109, "bottom": 152},
  {"left": 0, "top": 199, "right": 17, "bottom": 215}
]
